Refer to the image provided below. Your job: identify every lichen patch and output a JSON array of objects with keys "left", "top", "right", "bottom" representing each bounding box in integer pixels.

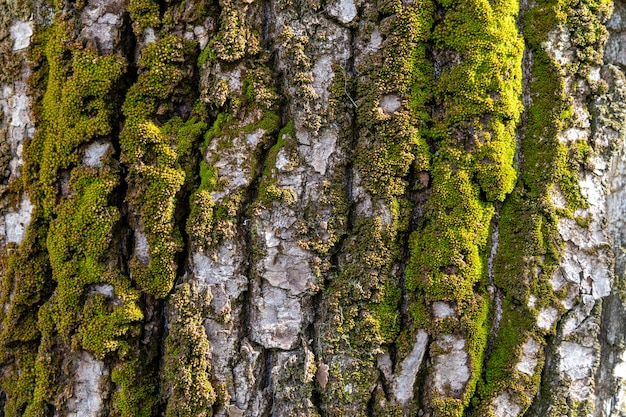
[
  {"left": 5, "top": 196, "right": 32, "bottom": 244},
  {"left": 9, "top": 20, "right": 32, "bottom": 51}
]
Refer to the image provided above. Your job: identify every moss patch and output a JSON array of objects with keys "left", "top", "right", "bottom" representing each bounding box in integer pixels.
[
  {"left": 472, "top": 0, "right": 611, "bottom": 414},
  {"left": 162, "top": 282, "right": 216, "bottom": 417},
  {"left": 402, "top": 0, "right": 525, "bottom": 415},
  {"left": 120, "top": 34, "right": 198, "bottom": 299}
]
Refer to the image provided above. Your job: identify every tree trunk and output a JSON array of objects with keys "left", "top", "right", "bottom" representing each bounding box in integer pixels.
[{"left": 0, "top": 0, "right": 625, "bottom": 416}]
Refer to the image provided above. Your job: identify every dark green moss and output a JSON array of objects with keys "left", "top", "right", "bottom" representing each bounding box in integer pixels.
[
  {"left": 111, "top": 358, "right": 159, "bottom": 417},
  {"left": 255, "top": 123, "right": 293, "bottom": 205},
  {"left": 319, "top": 3, "right": 436, "bottom": 412}
]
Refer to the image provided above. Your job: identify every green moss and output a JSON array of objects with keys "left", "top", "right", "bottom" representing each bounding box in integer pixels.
[
  {"left": 242, "top": 68, "right": 280, "bottom": 110},
  {"left": 24, "top": 19, "right": 126, "bottom": 219},
  {"left": 120, "top": 35, "right": 198, "bottom": 298},
  {"left": 202, "top": 112, "right": 229, "bottom": 151},
  {"left": 243, "top": 110, "right": 280, "bottom": 134},
  {"left": 186, "top": 159, "right": 221, "bottom": 248},
  {"left": 319, "top": 3, "right": 436, "bottom": 412},
  {"left": 47, "top": 168, "right": 143, "bottom": 357},
  {"left": 477, "top": 299, "right": 541, "bottom": 410},
  {"left": 128, "top": 0, "right": 160, "bottom": 34},
  {"left": 187, "top": 190, "right": 215, "bottom": 248},
  {"left": 0, "top": 11, "right": 151, "bottom": 414},
  {"left": 471, "top": 0, "right": 609, "bottom": 414},
  {"left": 162, "top": 283, "right": 216, "bottom": 417},
  {"left": 256, "top": 124, "right": 290, "bottom": 205},
  {"left": 189, "top": 107, "right": 281, "bottom": 247},
  {"left": 0, "top": 345, "right": 38, "bottom": 416},
  {"left": 198, "top": 160, "right": 219, "bottom": 192},
  {"left": 2, "top": 13, "right": 199, "bottom": 415},
  {"left": 0, "top": 219, "right": 50, "bottom": 350},
  {"left": 398, "top": 1, "right": 525, "bottom": 414},
  {"left": 406, "top": 162, "right": 494, "bottom": 303},
  {"left": 163, "top": 116, "right": 208, "bottom": 190},
  {"left": 191, "top": 46, "right": 281, "bottom": 247},
  {"left": 197, "top": 45, "right": 215, "bottom": 68},
  {"left": 1, "top": 5, "right": 218, "bottom": 415},
  {"left": 79, "top": 291, "right": 142, "bottom": 358},
  {"left": 25, "top": 301, "right": 59, "bottom": 417},
  {"left": 372, "top": 279, "right": 402, "bottom": 341},
  {"left": 111, "top": 358, "right": 159, "bottom": 417},
  {"left": 322, "top": 357, "right": 380, "bottom": 416}
]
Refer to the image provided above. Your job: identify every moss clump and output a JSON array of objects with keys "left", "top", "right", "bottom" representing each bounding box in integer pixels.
[
  {"left": 1, "top": 11, "right": 143, "bottom": 414},
  {"left": 120, "top": 34, "right": 199, "bottom": 299},
  {"left": 162, "top": 282, "right": 216, "bottom": 417},
  {"left": 47, "top": 168, "right": 143, "bottom": 357},
  {"left": 20, "top": 15, "right": 142, "bottom": 361},
  {"left": 2, "top": 5, "right": 212, "bottom": 416},
  {"left": 473, "top": 0, "right": 611, "bottom": 414},
  {"left": 164, "top": 116, "right": 208, "bottom": 180},
  {"left": 111, "top": 358, "right": 159, "bottom": 417},
  {"left": 255, "top": 123, "right": 298, "bottom": 206},
  {"left": 242, "top": 69, "right": 281, "bottom": 110},
  {"left": 24, "top": 19, "right": 126, "bottom": 218},
  {"left": 128, "top": 0, "right": 160, "bottom": 34},
  {"left": 25, "top": 300, "right": 60, "bottom": 417},
  {"left": 202, "top": 112, "right": 228, "bottom": 151},
  {"left": 0, "top": 219, "right": 50, "bottom": 415},
  {"left": 400, "top": 0, "right": 524, "bottom": 415},
  {"left": 1, "top": 346, "right": 38, "bottom": 416},
  {"left": 186, "top": 191, "right": 215, "bottom": 248},
  {"left": 210, "top": 0, "right": 260, "bottom": 62},
  {"left": 7, "top": 10, "right": 196, "bottom": 415}
]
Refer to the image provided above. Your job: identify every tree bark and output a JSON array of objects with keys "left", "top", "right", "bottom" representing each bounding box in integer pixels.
[{"left": 0, "top": 0, "right": 625, "bottom": 416}]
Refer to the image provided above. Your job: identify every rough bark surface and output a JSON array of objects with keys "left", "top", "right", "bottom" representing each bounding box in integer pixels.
[{"left": 0, "top": 0, "right": 626, "bottom": 416}]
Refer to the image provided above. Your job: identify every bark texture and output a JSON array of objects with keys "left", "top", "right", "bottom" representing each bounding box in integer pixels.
[{"left": 0, "top": 0, "right": 626, "bottom": 416}]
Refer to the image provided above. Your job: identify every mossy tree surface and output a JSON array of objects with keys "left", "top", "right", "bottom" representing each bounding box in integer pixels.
[
  {"left": 317, "top": 2, "right": 434, "bottom": 415},
  {"left": 400, "top": 1, "right": 524, "bottom": 415},
  {"left": 0, "top": 0, "right": 623, "bottom": 416}
]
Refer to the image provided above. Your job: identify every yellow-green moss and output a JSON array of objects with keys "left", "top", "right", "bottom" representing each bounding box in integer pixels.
[
  {"left": 19, "top": 16, "right": 142, "bottom": 361},
  {"left": 120, "top": 34, "right": 198, "bottom": 298},
  {"left": 210, "top": 0, "right": 260, "bottom": 62},
  {"left": 0, "top": 11, "right": 141, "bottom": 413},
  {"left": 47, "top": 168, "right": 143, "bottom": 357},
  {"left": 402, "top": 1, "right": 524, "bottom": 415},
  {"left": 2, "top": 5, "right": 214, "bottom": 416},
  {"left": 162, "top": 283, "right": 216, "bottom": 417},
  {"left": 473, "top": 0, "right": 611, "bottom": 414},
  {"left": 128, "top": 0, "right": 160, "bottom": 34},
  {"left": 24, "top": 19, "right": 126, "bottom": 219}
]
